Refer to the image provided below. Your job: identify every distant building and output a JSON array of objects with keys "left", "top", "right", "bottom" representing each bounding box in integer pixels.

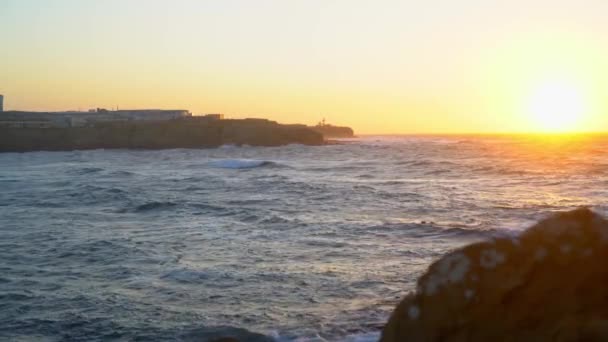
[
  {"left": 0, "top": 95, "right": 207, "bottom": 129},
  {"left": 0, "top": 98, "right": 191, "bottom": 128},
  {"left": 112, "top": 109, "right": 191, "bottom": 121},
  {"left": 188, "top": 113, "right": 225, "bottom": 122},
  {"left": 202, "top": 113, "right": 224, "bottom": 120}
]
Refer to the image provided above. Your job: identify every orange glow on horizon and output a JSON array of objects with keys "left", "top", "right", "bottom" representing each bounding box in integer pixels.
[{"left": 1, "top": 1, "right": 608, "bottom": 134}]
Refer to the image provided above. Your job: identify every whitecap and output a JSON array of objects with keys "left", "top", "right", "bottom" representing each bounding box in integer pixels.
[{"left": 210, "top": 159, "right": 274, "bottom": 169}]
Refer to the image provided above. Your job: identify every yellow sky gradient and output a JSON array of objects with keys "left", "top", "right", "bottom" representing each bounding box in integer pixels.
[{"left": 1, "top": 0, "right": 608, "bottom": 134}]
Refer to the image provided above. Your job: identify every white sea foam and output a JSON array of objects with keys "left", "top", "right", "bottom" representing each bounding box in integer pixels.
[
  {"left": 274, "top": 331, "right": 380, "bottom": 342},
  {"left": 338, "top": 331, "right": 380, "bottom": 342},
  {"left": 219, "top": 144, "right": 238, "bottom": 149},
  {"left": 210, "top": 159, "right": 272, "bottom": 169}
]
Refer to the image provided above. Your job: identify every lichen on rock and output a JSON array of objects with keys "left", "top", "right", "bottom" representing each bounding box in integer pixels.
[{"left": 381, "top": 208, "right": 608, "bottom": 341}]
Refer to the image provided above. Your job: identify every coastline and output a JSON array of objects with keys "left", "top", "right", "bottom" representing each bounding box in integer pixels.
[{"left": 0, "top": 118, "right": 326, "bottom": 152}]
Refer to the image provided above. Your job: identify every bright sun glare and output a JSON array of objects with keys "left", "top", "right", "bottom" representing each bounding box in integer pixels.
[{"left": 525, "top": 79, "right": 588, "bottom": 133}]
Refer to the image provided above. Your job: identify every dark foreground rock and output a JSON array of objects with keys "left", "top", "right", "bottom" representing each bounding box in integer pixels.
[
  {"left": 0, "top": 118, "right": 323, "bottom": 152},
  {"left": 382, "top": 208, "right": 608, "bottom": 342}
]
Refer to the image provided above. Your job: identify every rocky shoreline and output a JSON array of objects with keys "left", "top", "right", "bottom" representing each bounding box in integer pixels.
[
  {"left": 310, "top": 124, "right": 354, "bottom": 138},
  {"left": 0, "top": 118, "right": 324, "bottom": 152},
  {"left": 381, "top": 208, "right": 608, "bottom": 341}
]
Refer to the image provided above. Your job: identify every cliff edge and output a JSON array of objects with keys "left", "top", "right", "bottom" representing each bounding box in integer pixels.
[
  {"left": 0, "top": 118, "right": 323, "bottom": 152},
  {"left": 310, "top": 124, "right": 354, "bottom": 138},
  {"left": 382, "top": 208, "right": 608, "bottom": 341}
]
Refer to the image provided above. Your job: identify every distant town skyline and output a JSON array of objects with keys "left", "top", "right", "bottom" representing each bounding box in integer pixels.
[{"left": 2, "top": 0, "right": 608, "bottom": 133}]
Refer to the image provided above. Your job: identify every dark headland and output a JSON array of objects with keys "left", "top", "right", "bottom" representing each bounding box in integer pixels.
[
  {"left": 0, "top": 100, "right": 355, "bottom": 152},
  {"left": 0, "top": 117, "right": 324, "bottom": 152},
  {"left": 310, "top": 118, "right": 355, "bottom": 138}
]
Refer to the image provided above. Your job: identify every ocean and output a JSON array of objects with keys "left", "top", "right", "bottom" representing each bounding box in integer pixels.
[{"left": 1, "top": 135, "right": 607, "bottom": 341}]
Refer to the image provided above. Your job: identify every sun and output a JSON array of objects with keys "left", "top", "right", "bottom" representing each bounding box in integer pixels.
[{"left": 525, "top": 79, "right": 588, "bottom": 133}]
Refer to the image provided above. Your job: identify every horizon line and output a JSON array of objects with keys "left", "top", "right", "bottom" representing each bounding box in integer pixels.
[{"left": 354, "top": 131, "right": 608, "bottom": 136}]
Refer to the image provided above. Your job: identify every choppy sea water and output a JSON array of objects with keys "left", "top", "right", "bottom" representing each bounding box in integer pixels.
[{"left": 1, "top": 135, "right": 608, "bottom": 341}]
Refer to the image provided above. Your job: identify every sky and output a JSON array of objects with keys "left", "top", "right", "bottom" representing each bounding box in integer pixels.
[{"left": 1, "top": 0, "right": 608, "bottom": 134}]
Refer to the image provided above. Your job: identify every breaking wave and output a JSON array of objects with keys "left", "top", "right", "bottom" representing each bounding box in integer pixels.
[{"left": 210, "top": 159, "right": 280, "bottom": 169}]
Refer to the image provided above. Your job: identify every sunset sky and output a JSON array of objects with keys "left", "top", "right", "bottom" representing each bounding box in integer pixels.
[{"left": 1, "top": 0, "right": 608, "bottom": 134}]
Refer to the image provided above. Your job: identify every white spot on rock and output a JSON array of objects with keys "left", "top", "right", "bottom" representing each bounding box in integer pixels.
[
  {"left": 480, "top": 249, "right": 506, "bottom": 269},
  {"left": 423, "top": 252, "right": 471, "bottom": 295},
  {"left": 408, "top": 305, "right": 420, "bottom": 320},
  {"left": 582, "top": 248, "right": 593, "bottom": 257},
  {"left": 438, "top": 252, "right": 471, "bottom": 283},
  {"left": 560, "top": 244, "right": 572, "bottom": 254}
]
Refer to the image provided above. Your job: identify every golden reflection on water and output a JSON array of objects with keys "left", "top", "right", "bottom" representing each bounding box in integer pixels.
[{"left": 451, "top": 133, "right": 608, "bottom": 178}]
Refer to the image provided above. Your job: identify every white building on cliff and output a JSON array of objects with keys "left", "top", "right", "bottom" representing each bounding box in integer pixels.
[{"left": 0, "top": 96, "right": 192, "bottom": 128}]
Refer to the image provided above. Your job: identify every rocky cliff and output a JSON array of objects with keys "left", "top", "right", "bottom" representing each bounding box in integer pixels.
[
  {"left": 0, "top": 118, "right": 323, "bottom": 152},
  {"left": 310, "top": 124, "right": 354, "bottom": 138},
  {"left": 381, "top": 208, "right": 608, "bottom": 341}
]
